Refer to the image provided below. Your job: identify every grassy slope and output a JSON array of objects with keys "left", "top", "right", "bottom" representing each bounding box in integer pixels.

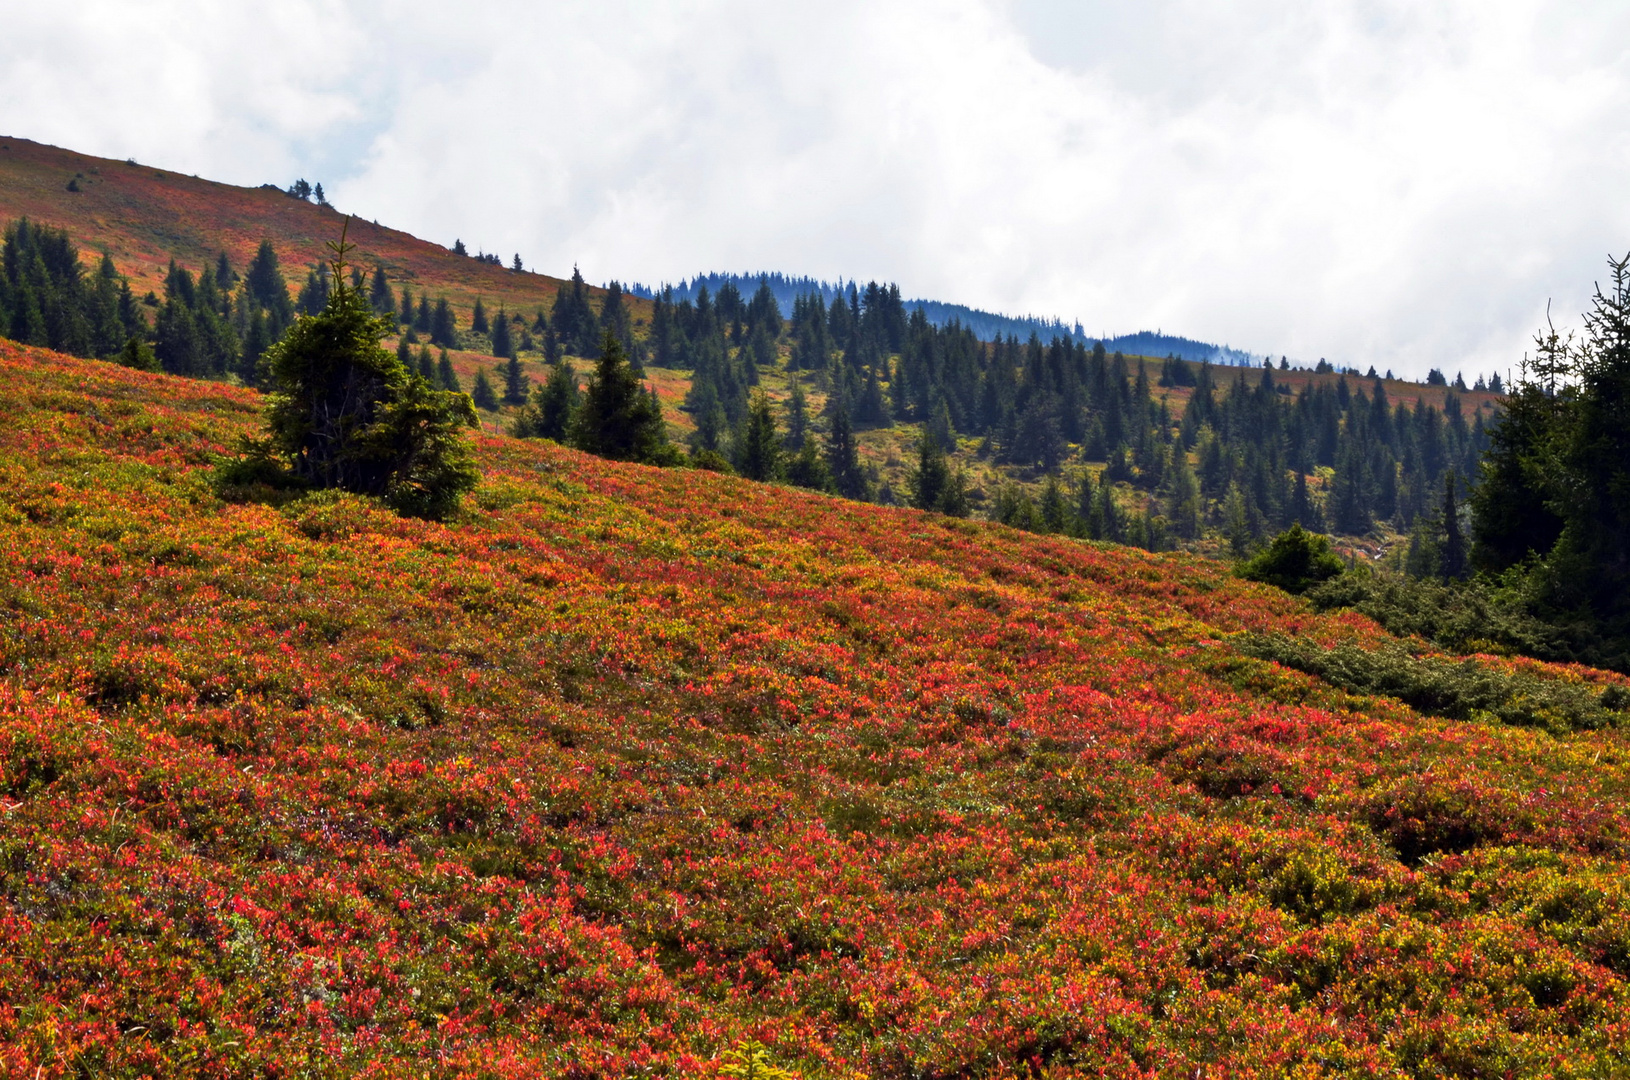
[
  {"left": 2, "top": 342, "right": 1628, "bottom": 1078},
  {"left": 0, "top": 135, "right": 631, "bottom": 326}
]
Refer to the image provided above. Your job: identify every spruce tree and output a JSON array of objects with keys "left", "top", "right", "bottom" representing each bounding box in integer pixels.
[
  {"left": 1038, "top": 475, "right": 1071, "bottom": 533},
  {"left": 369, "top": 266, "right": 393, "bottom": 316},
  {"left": 245, "top": 240, "right": 294, "bottom": 335},
  {"left": 491, "top": 308, "right": 513, "bottom": 358},
  {"left": 257, "top": 221, "right": 477, "bottom": 519},
  {"left": 437, "top": 349, "right": 461, "bottom": 393},
  {"left": 569, "top": 331, "right": 674, "bottom": 464},
  {"left": 472, "top": 297, "right": 489, "bottom": 335},
  {"left": 825, "top": 404, "right": 872, "bottom": 502},
  {"left": 117, "top": 334, "right": 159, "bottom": 372},
  {"left": 785, "top": 438, "right": 834, "bottom": 492},
  {"left": 502, "top": 354, "right": 528, "bottom": 405},
  {"left": 513, "top": 360, "right": 579, "bottom": 441},
  {"left": 733, "top": 391, "right": 782, "bottom": 481},
  {"left": 784, "top": 376, "right": 810, "bottom": 449},
  {"left": 907, "top": 426, "right": 953, "bottom": 512},
  {"left": 431, "top": 299, "right": 457, "bottom": 347},
  {"left": 1441, "top": 473, "right": 1467, "bottom": 580},
  {"left": 472, "top": 369, "right": 499, "bottom": 410}
]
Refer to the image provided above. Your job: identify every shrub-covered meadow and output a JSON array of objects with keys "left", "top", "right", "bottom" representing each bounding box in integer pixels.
[{"left": 2, "top": 340, "right": 1629, "bottom": 1077}]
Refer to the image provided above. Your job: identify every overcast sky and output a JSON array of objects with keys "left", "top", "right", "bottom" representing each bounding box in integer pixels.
[{"left": 5, "top": 0, "right": 1630, "bottom": 377}]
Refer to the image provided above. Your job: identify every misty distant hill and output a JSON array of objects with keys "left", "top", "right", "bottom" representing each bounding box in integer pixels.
[{"left": 627, "top": 271, "right": 1259, "bottom": 365}]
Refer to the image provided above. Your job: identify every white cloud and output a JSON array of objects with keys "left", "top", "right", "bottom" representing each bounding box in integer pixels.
[{"left": 5, "top": 0, "right": 1630, "bottom": 377}]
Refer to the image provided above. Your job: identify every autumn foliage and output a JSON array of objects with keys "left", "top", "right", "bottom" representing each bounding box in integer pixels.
[{"left": 2, "top": 341, "right": 1629, "bottom": 1077}]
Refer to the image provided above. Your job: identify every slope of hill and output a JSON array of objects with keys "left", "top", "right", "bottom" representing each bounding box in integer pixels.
[
  {"left": 0, "top": 136, "right": 611, "bottom": 325},
  {"left": 2, "top": 341, "right": 1628, "bottom": 1077}
]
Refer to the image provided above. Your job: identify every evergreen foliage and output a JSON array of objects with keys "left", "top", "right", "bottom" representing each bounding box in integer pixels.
[
  {"left": 471, "top": 369, "right": 499, "bottom": 411},
  {"left": 252, "top": 222, "right": 478, "bottom": 519},
  {"left": 490, "top": 307, "right": 513, "bottom": 359},
  {"left": 0, "top": 219, "right": 137, "bottom": 360},
  {"left": 906, "top": 427, "right": 968, "bottom": 516},
  {"left": 552, "top": 267, "right": 599, "bottom": 357},
  {"left": 733, "top": 392, "right": 782, "bottom": 482},
  {"left": 436, "top": 349, "right": 461, "bottom": 393},
  {"left": 368, "top": 266, "right": 394, "bottom": 318},
  {"left": 824, "top": 404, "right": 872, "bottom": 502},
  {"left": 1237, "top": 525, "right": 1346, "bottom": 594},
  {"left": 569, "top": 332, "right": 675, "bottom": 465},
  {"left": 502, "top": 354, "right": 528, "bottom": 405},
  {"left": 513, "top": 361, "right": 579, "bottom": 441}
]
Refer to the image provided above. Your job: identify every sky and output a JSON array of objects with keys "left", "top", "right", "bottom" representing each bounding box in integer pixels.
[{"left": 4, "top": 0, "right": 1630, "bottom": 378}]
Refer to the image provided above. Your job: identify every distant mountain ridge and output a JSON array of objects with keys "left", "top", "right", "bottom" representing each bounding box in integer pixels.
[{"left": 627, "top": 271, "right": 1260, "bottom": 365}]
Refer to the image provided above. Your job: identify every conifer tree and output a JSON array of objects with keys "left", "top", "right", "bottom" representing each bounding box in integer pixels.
[
  {"left": 1038, "top": 475, "right": 1071, "bottom": 533},
  {"left": 502, "top": 354, "right": 528, "bottom": 405},
  {"left": 491, "top": 308, "right": 513, "bottom": 358},
  {"left": 472, "top": 297, "right": 489, "bottom": 335},
  {"left": 825, "top": 404, "right": 872, "bottom": 502},
  {"left": 117, "top": 334, "right": 159, "bottom": 372},
  {"left": 733, "top": 391, "right": 782, "bottom": 481},
  {"left": 472, "top": 369, "right": 499, "bottom": 410},
  {"left": 514, "top": 360, "right": 579, "bottom": 441},
  {"left": 244, "top": 240, "right": 294, "bottom": 336},
  {"left": 570, "top": 332, "right": 674, "bottom": 464},
  {"left": 431, "top": 299, "right": 457, "bottom": 347},
  {"left": 785, "top": 438, "right": 834, "bottom": 492},
  {"left": 256, "top": 220, "right": 477, "bottom": 519},
  {"left": 416, "top": 345, "right": 435, "bottom": 383},
  {"left": 369, "top": 266, "right": 393, "bottom": 317},
  {"left": 1440, "top": 473, "right": 1467, "bottom": 580},
  {"left": 784, "top": 376, "right": 810, "bottom": 449},
  {"left": 437, "top": 349, "right": 461, "bottom": 393}
]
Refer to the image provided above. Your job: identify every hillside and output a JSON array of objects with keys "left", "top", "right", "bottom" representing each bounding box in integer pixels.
[
  {"left": 2, "top": 341, "right": 1629, "bottom": 1077},
  {"left": 2, "top": 135, "right": 1513, "bottom": 563},
  {"left": 0, "top": 136, "right": 619, "bottom": 327}
]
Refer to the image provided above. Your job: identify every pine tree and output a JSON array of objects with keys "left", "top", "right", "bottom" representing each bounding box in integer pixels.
[
  {"left": 491, "top": 308, "right": 513, "bottom": 358},
  {"left": 513, "top": 361, "right": 579, "bottom": 441},
  {"left": 569, "top": 332, "right": 674, "bottom": 464},
  {"left": 437, "top": 349, "right": 461, "bottom": 393},
  {"left": 256, "top": 221, "right": 477, "bottom": 519},
  {"left": 825, "top": 404, "right": 872, "bottom": 502},
  {"left": 502, "top": 354, "right": 528, "bottom": 405},
  {"left": 472, "top": 369, "right": 499, "bottom": 410},
  {"left": 369, "top": 266, "right": 393, "bottom": 317},
  {"left": 117, "top": 334, "right": 159, "bottom": 372},
  {"left": 416, "top": 345, "right": 436, "bottom": 383},
  {"left": 1441, "top": 473, "right": 1467, "bottom": 580},
  {"left": 733, "top": 391, "right": 782, "bottom": 481},
  {"left": 431, "top": 299, "right": 457, "bottom": 348},
  {"left": 784, "top": 376, "right": 810, "bottom": 449},
  {"left": 472, "top": 297, "right": 489, "bottom": 335}
]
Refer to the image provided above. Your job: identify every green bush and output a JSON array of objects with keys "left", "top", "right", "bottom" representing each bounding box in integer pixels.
[
  {"left": 1235, "top": 631, "right": 1626, "bottom": 734},
  {"left": 1237, "top": 525, "right": 1346, "bottom": 594}
]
